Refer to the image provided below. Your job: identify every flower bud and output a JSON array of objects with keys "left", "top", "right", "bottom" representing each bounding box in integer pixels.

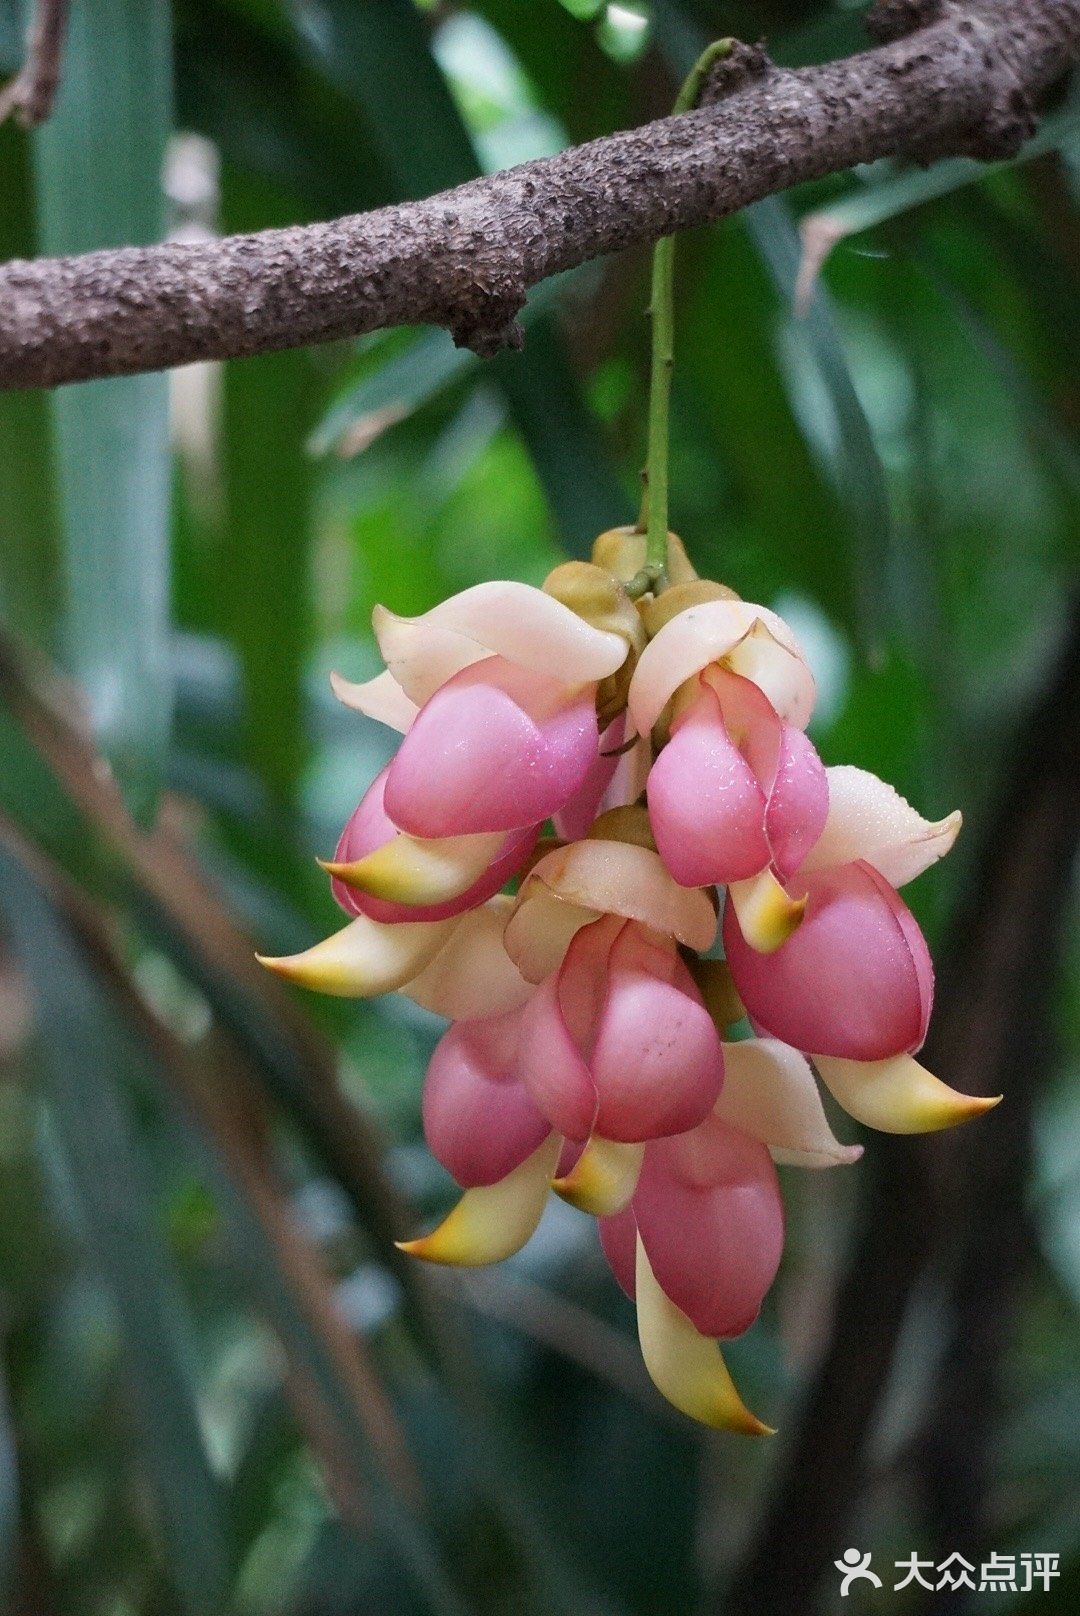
[{"left": 590, "top": 526, "right": 698, "bottom": 589}]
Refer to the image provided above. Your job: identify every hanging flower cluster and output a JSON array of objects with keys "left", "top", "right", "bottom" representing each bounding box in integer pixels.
[{"left": 261, "top": 530, "right": 995, "bottom": 1433}]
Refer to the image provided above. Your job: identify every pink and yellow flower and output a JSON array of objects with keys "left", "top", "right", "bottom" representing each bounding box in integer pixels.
[{"left": 260, "top": 561, "right": 996, "bottom": 1434}]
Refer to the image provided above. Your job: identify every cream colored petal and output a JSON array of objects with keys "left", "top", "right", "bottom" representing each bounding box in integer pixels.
[
  {"left": 329, "top": 669, "right": 418, "bottom": 733},
  {"left": 401, "top": 896, "right": 534, "bottom": 1021},
  {"left": 727, "top": 870, "right": 806, "bottom": 954},
  {"left": 397, "top": 1134, "right": 560, "bottom": 1266},
  {"left": 715, "top": 1039, "right": 862, "bottom": 1168},
  {"left": 521, "top": 839, "right": 717, "bottom": 952},
  {"left": 257, "top": 913, "right": 460, "bottom": 998},
  {"left": 322, "top": 829, "right": 507, "bottom": 906},
  {"left": 629, "top": 600, "right": 816, "bottom": 735},
  {"left": 800, "top": 765, "right": 962, "bottom": 888},
  {"left": 635, "top": 1238, "right": 774, "bottom": 1435},
  {"left": 814, "top": 1053, "right": 1001, "bottom": 1134},
  {"left": 374, "top": 581, "right": 628, "bottom": 707},
  {"left": 503, "top": 888, "right": 598, "bottom": 985},
  {"left": 552, "top": 1138, "right": 644, "bottom": 1216}
]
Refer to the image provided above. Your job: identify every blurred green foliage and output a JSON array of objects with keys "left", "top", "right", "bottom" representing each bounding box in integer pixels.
[{"left": 0, "top": 1, "right": 1076, "bottom": 1613}]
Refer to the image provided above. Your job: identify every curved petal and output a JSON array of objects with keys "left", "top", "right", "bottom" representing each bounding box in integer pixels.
[
  {"left": 724, "top": 861, "right": 934, "bottom": 1060},
  {"left": 800, "top": 765, "right": 962, "bottom": 888},
  {"left": 384, "top": 658, "right": 600, "bottom": 837},
  {"left": 503, "top": 889, "right": 599, "bottom": 985},
  {"left": 765, "top": 725, "right": 830, "bottom": 880},
  {"left": 635, "top": 1237, "right": 773, "bottom": 1434},
  {"left": 629, "top": 600, "right": 815, "bottom": 736},
  {"left": 401, "top": 897, "right": 534, "bottom": 1021},
  {"left": 257, "top": 912, "right": 459, "bottom": 998},
  {"left": 329, "top": 668, "right": 418, "bottom": 733},
  {"left": 715, "top": 1038, "right": 862, "bottom": 1167},
  {"left": 727, "top": 869, "right": 807, "bottom": 954},
  {"left": 552, "top": 1137, "right": 645, "bottom": 1216},
  {"left": 814, "top": 1053, "right": 1001, "bottom": 1134},
  {"left": 328, "top": 768, "right": 535, "bottom": 923},
  {"left": 633, "top": 1118, "right": 784, "bottom": 1339},
  {"left": 647, "top": 680, "right": 771, "bottom": 887},
  {"left": 397, "top": 1134, "right": 560, "bottom": 1266},
  {"left": 589, "top": 928, "right": 724, "bottom": 1141},
  {"left": 374, "top": 581, "right": 627, "bottom": 708},
  {"left": 554, "top": 713, "right": 625, "bottom": 842},
  {"left": 518, "top": 839, "right": 717, "bottom": 953},
  {"left": 422, "top": 1010, "right": 550, "bottom": 1187}
]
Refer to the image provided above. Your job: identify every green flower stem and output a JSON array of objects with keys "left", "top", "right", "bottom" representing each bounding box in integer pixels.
[{"left": 628, "top": 38, "right": 734, "bottom": 600}]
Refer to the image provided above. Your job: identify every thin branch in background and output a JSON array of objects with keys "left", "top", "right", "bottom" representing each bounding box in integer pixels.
[
  {"left": 722, "top": 598, "right": 1080, "bottom": 1616},
  {"left": 0, "top": 0, "right": 1077, "bottom": 388},
  {"left": 0, "top": 0, "right": 68, "bottom": 129}
]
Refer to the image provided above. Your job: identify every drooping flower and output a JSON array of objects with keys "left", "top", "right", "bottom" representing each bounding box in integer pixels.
[
  {"left": 259, "top": 556, "right": 997, "bottom": 1437},
  {"left": 318, "top": 578, "right": 635, "bottom": 921},
  {"left": 630, "top": 595, "right": 823, "bottom": 947},
  {"left": 323, "top": 765, "right": 538, "bottom": 924},
  {"left": 722, "top": 766, "right": 997, "bottom": 1131}
]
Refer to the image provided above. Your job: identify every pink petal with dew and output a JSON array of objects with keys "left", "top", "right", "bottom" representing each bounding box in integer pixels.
[
  {"left": 401, "top": 897, "right": 534, "bottom": 1022},
  {"left": 723, "top": 860, "right": 934, "bottom": 1061},
  {"left": 629, "top": 600, "right": 815, "bottom": 736},
  {"left": 589, "top": 926, "right": 724, "bottom": 1140},
  {"left": 374, "top": 580, "right": 627, "bottom": 708},
  {"left": 422, "top": 1009, "right": 551, "bottom": 1188},
  {"left": 331, "top": 768, "right": 536, "bottom": 922},
  {"left": 329, "top": 669, "right": 418, "bottom": 733},
  {"left": 764, "top": 724, "right": 830, "bottom": 880},
  {"left": 384, "top": 658, "right": 599, "bottom": 837},
  {"left": 647, "top": 680, "right": 770, "bottom": 887},
  {"left": 554, "top": 713, "right": 625, "bottom": 841},
  {"left": 517, "top": 839, "right": 717, "bottom": 953},
  {"left": 633, "top": 1118, "right": 784, "bottom": 1338},
  {"left": 799, "top": 765, "right": 962, "bottom": 888}
]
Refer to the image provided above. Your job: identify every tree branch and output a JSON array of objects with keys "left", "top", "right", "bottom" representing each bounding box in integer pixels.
[{"left": 0, "top": 0, "right": 1076, "bottom": 391}]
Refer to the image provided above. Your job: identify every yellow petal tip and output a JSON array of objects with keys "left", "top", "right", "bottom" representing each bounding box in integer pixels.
[
  {"left": 729, "top": 870, "right": 806, "bottom": 954},
  {"left": 550, "top": 1138, "right": 644, "bottom": 1217}
]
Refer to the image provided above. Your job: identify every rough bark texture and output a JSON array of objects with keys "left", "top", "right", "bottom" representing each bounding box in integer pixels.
[{"left": 0, "top": 0, "right": 1077, "bottom": 390}]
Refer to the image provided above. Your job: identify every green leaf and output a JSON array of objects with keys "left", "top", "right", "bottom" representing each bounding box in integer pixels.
[
  {"left": 0, "top": 128, "right": 59, "bottom": 648},
  {"left": 0, "top": 841, "right": 233, "bottom": 1616},
  {"left": 219, "top": 165, "right": 317, "bottom": 807},
  {"left": 32, "top": 0, "right": 174, "bottom": 814}
]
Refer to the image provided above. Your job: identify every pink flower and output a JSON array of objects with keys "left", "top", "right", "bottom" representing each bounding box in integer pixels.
[
  {"left": 644, "top": 663, "right": 829, "bottom": 888},
  {"left": 720, "top": 767, "right": 998, "bottom": 1133},
  {"left": 332, "top": 581, "right": 631, "bottom": 838},
  {"left": 516, "top": 914, "right": 724, "bottom": 1143},
  {"left": 326, "top": 766, "right": 538, "bottom": 925},
  {"left": 597, "top": 1117, "right": 783, "bottom": 1339},
  {"left": 259, "top": 569, "right": 998, "bottom": 1433}
]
